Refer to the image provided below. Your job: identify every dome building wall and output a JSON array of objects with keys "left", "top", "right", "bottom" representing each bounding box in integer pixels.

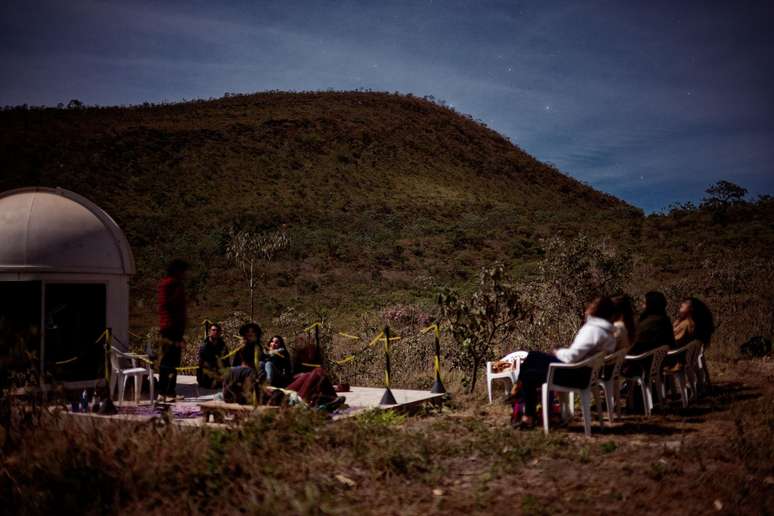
[{"left": 0, "top": 187, "right": 135, "bottom": 384}]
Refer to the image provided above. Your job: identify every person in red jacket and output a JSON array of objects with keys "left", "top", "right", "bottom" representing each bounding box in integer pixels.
[{"left": 157, "top": 259, "right": 189, "bottom": 401}]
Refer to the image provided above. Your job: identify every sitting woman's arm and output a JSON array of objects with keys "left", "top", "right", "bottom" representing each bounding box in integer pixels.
[{"left": 554, "top": 325, "right": 597, "bottom": 363}]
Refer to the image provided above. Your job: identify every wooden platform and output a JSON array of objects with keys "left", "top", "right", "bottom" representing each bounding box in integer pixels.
[{"left": 57, "top": 375, "right": 446, "bottom": 426}]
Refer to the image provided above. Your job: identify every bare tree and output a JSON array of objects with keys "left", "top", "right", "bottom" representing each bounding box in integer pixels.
[{"left": 226, "top": 228, "right": 290, "bottom": 319}]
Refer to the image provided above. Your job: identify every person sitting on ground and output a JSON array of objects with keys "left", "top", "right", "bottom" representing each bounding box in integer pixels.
[
  {"left": 223, "top": 363, "right": 267, "bottom": 405},
  {"left": 196, "top": 323, "right": 230, "bottom": 389},
  {"left": 513, "top": 296, "right": 617, "bottom": 429},
  {"left": 264, "top": 335, "right": 292, "bottom": 387},
  {"left": 611, "top": 295, "right": 636, "bottom": 351},
  {"left": 233, "top": 322, "right": 262, "bottom": 370}
]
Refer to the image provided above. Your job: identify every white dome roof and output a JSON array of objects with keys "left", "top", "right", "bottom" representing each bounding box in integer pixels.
[{"left": 0, "top": 187, "right": 135, "bottom": 275}]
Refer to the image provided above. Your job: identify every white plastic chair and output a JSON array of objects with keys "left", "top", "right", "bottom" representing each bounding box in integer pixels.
[
  {"left": 623, "top": 346, "right": 668, "bottom": 416},
  {"left": 696, "top": 342, "right": 710, "bottom": 395},
  {"left": 597, "top": 349, "right": 628, "bottom": 424},
  {"left": 486, "top": 351, "right": 527, "bottom": 403},
  {"left": 542, "top": 352, "right": 606, "bottom": 437},
  {"left": 662, "top": 340, "right": 702, "bottom": 407},
  {"left": 109, "top": 346, "right": 154, "bottom": 405}
]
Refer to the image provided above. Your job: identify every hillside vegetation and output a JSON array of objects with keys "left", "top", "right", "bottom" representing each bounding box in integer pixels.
[{"left": 0, "top": 92, "right": 638, "bottom": 329}]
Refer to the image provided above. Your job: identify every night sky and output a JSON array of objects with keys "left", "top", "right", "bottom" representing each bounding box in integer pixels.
[{"left": 1, "top": 1, "right": 772, "bottom": 212}]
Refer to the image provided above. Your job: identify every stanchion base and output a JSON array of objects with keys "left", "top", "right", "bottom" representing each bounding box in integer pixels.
[
  {"left": 430, "top": 378, "right": 446, "bottom": 394},
  {"left": 379, "top": 388, "right": 397, "bottom": 405}
]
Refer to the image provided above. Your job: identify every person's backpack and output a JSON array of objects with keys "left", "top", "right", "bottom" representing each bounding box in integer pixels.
[{"left": 740, "top": 336, "right": 772, "bottom": 358}]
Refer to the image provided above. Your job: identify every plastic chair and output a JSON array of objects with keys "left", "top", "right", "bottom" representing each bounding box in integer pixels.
[
  {"left": 696, "top": 342, "right": 711, "bottom": 395},
  {"left": 485, "top": 351, "right": 527, "bottom": 403},
  {"left": 597, "top": 349, "right": 628, "bottom": 424},
  {"left": 662, "top": 340, "right": 704, "bottom": 408},
  {"left": 109, "top": 346, "right": 154, "bottom": 405},
  {"left": 542, "top": 352, "right": 606, "bottom": 437},
  {"left": 623, "top": 346, "right": 668, "bottom": 416},
  {"left": 661, "top": 342, "right": 694, "bottom": 408}
]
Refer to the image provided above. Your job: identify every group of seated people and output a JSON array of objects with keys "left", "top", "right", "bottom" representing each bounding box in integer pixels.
[
  {"left": 196, "top": 321, "right": 342, "bottom": 409},
  {"left": 511, "top": 292, "right": 715, "bottom": 429}
]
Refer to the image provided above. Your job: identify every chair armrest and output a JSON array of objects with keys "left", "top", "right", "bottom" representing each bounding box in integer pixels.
[
  {"left": 626, "top": 345, "right": 669, "bottom": 361},
  {"left": 666, "top": 343, "right": 691, "bottom": 356}
]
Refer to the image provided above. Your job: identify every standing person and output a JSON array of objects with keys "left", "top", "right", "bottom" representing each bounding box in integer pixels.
[
  {"left": 196, "top": 323, "right": 230, "bottom": 389},
  {"left": 513, "top": 296, "right": 617, "bottom": 429},
  {"left": 233, "top": 322, "right": 262, "bottom": 370},
  {"left": 157, "top": 259, "right": 189, "bottom": 402},
  {"left": 264, "top": 335, "right": 292, "bottom": 387}
]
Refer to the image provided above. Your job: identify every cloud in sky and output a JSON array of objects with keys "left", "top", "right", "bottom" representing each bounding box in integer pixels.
[{"left": 1, "top": 0, "right": 772, "bottom": 211}]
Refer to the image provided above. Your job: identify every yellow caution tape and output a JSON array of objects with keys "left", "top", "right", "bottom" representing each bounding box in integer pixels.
[
  {"left": 54, "top": 356, "right": 79, "bottom": 365},
  {"left": 333, "top": 355, "right": 355, "bottom": 365},
  {"left": 434, "top": 355, "right": 441, "bottom": 375},
  {"left": 337, "top": 332, "right": 361, "bottom": 340},
  {"left": 221, "top": 343, "right": 245, "bottom": 360},
  {"left": 95, "top": 329, "right": 108, "bottom": 344},
  {"left": 176, "top": 365, "right": 199, "bottom": 372},
  {"left": 304, "top": 322, "right": 323, "bottom": 332},
  {"left": 366, "top": 331, "right": 384, "bottom": 348},
  {"left": 421, "top": 324, "right": 441, "bottom": 338},
  {"left": 301, "top": 362, "right": 321, "bottom": 368}
]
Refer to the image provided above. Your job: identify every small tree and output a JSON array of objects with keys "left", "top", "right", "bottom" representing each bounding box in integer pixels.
[
  {"left": 226, "top": 228, "right": 290, "bottom": 319},
  {"left": 702, "top": 180, "right": 748, "bottom": 207},
  {"left": 438, "top": 264, "right": 528, "bottom": 393}
]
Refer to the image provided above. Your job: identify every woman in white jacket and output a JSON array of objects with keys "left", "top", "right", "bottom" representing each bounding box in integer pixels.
[{"left": 513, "top": 296, "right": 617, "bottom": 429}]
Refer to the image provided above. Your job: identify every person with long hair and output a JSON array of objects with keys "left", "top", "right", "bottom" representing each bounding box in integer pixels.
[
  {"left": 611, "top": 295, "right": 636, "bottom": 350},
  {"left": 264, "top": 335, "right": 292, "bottom": 387},
  {"left": 667, "top": 297, "right": 716, "bottom": 371},
  {"left": 233, "top": 322, "right": 262, "bottom": 369},
  {"left": 513, "top": 296, "right": 617, "bottom": 429},
  {"left": 628, "top": 291, "right": 675, "bottom": 355}
]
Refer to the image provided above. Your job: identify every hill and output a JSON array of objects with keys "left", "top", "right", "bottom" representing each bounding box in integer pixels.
[{"left": 0, "top": 91, "right": 640, "bottom": 329}]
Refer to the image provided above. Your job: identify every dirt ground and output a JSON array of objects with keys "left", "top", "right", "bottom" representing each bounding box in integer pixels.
[
  {"left": 3, "top": 359, "right": 772, "bottom": 516},
  {"left": 359, "top": 359, "right": 774, "bottom": 515}
]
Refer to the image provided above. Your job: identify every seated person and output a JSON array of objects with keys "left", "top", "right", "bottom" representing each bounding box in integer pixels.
[
  {"left": 623, "top": 291, "right": 676, "bottom": 377},
  {"left": 223, "top": 364, "right": 267, "bottom": 405},
  {"left": 263, "top": 335, "right": 292, "bottom": 387},
  {"left": 196, "top": 323, "right": 230, "bottom": 389},
  {"left": 668, "top": 297, "right": 715, "bottom": 371},
  {"left": 628, "top": 291, "right": 676, "bottom": 355},
  {"left": 513, "top": 296, "right": 617, "bottom": 429},
  {"left": 233, "top": 322, "right": 262, "bottom": 369},
  {"left": 611, "top": 295, "right": 636, "bottom": 351}
]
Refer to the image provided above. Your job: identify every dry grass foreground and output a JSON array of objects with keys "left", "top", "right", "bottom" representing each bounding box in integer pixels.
[{"left": 2, "top": 358, "right": 772, "bottom": 515}]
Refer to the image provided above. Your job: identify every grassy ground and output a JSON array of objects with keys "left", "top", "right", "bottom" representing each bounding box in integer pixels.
[{"left": 2, "top": 358, "right": 772, "bottom": 515}]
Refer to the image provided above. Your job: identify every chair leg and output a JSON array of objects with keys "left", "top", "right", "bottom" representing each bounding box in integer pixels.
[
  {"left": 676, "top": 373, "right": 688, "bottom": 408},
  {"left": 487, "top": 377, "right": 493, "bottom": 404},
  {"left": 119, "top": 375, "right": 127, "bottom": 406},
  {"left": 541, "top": 384, "right": 550, "bottom": 435},
  {"left": 595, "top": 389, "right": 605, "bottom": 427},
  {"left": 108, "top": 371, "right": 118, "bottom": 399},
  {"left": 637, "top": 378, "right": 651, "bottom": 417},
  {"left": 580, "top": 390, "right": 592, "bottom": 437},
  {"left": 604, "top": 381, "right": 615, "bottom": 423},
  {"left": 568, "top": 392, "right": 575, "bottom": 416},
  {"left": 133, "top": 374, "right": 141, "bottom": 402}
]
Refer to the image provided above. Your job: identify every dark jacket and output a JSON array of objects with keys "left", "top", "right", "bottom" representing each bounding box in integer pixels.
[
  {"left": 265, "top": 348, "right": 292, "bottom": 387},
  {"left": 629, "top": 313, "right": 676, "bottom": 356},
  {"left": 158, "top": 276, "right": 186, "bottom": 341},
  {"left": 233, "top": 340, "right": 260, "bottom": 369},
  {"left": 196, "top": 337, "right": 230, "bottom": 389}
]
